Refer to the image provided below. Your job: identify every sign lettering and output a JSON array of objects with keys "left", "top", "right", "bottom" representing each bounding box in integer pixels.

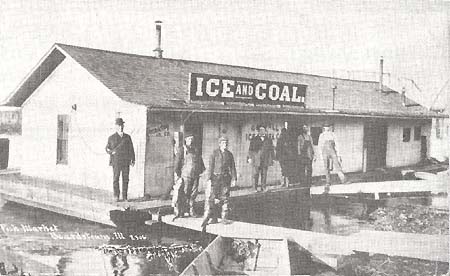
[{"left": 189, "top": 73, "right": 307, "bottom": 106}]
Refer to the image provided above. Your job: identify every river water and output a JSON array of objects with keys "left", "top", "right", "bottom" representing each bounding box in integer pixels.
[
  {"left": 0, "top": 201, "right": 204, "bottom": 276},
  {"left": 0, "top": 191, "right": 446, "bottom": 275}
]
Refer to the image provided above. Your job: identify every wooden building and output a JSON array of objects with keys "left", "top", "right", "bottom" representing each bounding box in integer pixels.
[{"left": 3, "top": 44, "right": 444, "bottom": 198}]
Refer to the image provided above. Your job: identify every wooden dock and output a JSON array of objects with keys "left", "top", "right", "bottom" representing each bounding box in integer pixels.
[
  {"left": 0, "top": 169, "right": 446, "bottom": 228},
  {"left": 0, "top": 175, "right": 117, "bottom": 226},
  {"left": 310, "top": 179, "right": 447, "bottom": 197},
  {"left": 161, "top": 215, "right": 449, "bottom": 263}
]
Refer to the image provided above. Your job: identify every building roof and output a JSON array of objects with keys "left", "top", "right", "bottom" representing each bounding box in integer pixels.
[{"left": 4, "top": 43, "right": 444, "bottom": 119}]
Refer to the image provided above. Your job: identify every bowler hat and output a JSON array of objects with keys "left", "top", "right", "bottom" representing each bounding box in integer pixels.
[
  {"left": 115, "top": 118, "right": 125, "bottom": 125},
  {"left": 256, "top": 124, "right": 266, "bottom": 130},
  {"left": 323, "top": 123, "right": 332, "bottom": 127}
]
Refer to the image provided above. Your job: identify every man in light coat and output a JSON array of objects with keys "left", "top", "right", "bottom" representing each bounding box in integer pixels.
[{"left": 317, "top": 124, "right": 348, "bottom": 186}]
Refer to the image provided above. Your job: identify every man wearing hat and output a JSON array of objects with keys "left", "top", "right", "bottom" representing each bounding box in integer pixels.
[
  {"left": 105, "top": 118, "right": 135, "bottom": 202},
  {"left": 298, "top": 124, "right": 315, "bottom": 187},
  {"left": 201, "top": 136, "right": 237, "bottom": 228},
  {"left": 317, "top": 123, "right": 348, "bottom": 187},
  {"left": 248, "top": 124, "right": 275, "bottom": 191},
  {"left": 173, "top": 131, "right": 205, "bottom": 218}
]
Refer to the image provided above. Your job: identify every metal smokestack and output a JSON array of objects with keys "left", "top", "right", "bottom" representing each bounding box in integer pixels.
[
  {"left": 379, "top": 56, "right": 384, "bottom": 92},
  {"left": 153, "top": 20, "right": 163, "bottom": 58}
]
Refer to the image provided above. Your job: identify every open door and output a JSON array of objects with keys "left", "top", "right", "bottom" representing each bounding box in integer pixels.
[{"left": 363, "top": 123, "right": 387, "bottom": 170}]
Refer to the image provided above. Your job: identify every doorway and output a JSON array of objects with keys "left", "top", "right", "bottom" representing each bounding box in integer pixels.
[
  {"left": 184, "top": 121, "right": 203, "bottom": 155},
  {"left": 363, "top": 123, "right": 387, "bottom": 170},
  {"left": 0, "top": 139, "right": 9, "bottom": 170},
  {"left": 420, "top": 136, "right": 427, "bottom": 161}
]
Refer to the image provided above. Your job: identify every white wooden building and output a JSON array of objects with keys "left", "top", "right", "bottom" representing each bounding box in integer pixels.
[{"left": 4, "top": 44, "right": 444, "bottom": 199}]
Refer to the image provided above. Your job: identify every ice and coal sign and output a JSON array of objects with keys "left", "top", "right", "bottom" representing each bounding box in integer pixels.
[{"left": 189, "top": 73, "right": 307, "bottom": 106}]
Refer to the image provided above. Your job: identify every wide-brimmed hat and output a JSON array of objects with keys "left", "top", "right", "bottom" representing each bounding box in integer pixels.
[{"left": 115, "top": 118, "right": 125, "bottom": 125}]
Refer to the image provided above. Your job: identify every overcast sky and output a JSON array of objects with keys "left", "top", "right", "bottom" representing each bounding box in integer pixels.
[{"left": 0, "top": 0, "right": 449, "bottom": 107}]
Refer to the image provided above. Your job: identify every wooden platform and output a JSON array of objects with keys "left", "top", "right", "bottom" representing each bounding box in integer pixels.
[
  {"left": 310, "top": 179, "right": 447, "bottom": 196},
  {"left": 0, "top": 177, "right": 117, "bottom": 226},
  {"left": 160, "top": 215, "right": 449, "bottom": 263}
]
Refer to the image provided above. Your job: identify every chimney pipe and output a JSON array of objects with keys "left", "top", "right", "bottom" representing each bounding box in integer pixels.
[
  {"left": 401, "top": 87, "right": 406, "bottom": 106},
  {"left": 153, "top": 20, "right": 163, "bottom": 58},
  {"left": 379, "top": 56, "right": 384, "bottom": 92}
]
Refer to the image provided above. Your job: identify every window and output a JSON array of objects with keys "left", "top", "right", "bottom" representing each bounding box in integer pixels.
[
  {"left": 57, "top": 115, "right": 69, "bottom": 164},
  {"left": 310, "top": 127, "right": 323, "bottom": 146},
  {"left": 402, "top": 127, "right": 411, "bottom": 142},
  {"left": 414, "top": 126, "right": 421, "bottom": 141}
]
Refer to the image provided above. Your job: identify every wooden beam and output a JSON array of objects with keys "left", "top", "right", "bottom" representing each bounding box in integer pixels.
[{"left": 160, "top": 215, "right": 448, "bottom": 263}]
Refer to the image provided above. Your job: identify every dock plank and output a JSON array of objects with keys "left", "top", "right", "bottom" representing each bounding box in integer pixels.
[
  {"left": 310, "top": 179, "right": 447, "bottom": 195},
  {"left": 0, "top": 181, "right": 117, "bottom": 226},
  {"left": 161, "top": 215, "right": 448, "bottom": 263}
]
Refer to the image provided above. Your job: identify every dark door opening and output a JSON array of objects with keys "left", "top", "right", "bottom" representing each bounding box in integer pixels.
[
  {"left": 420, "top": 136, "right": 427, "bottom": 161},
  {"left": 184, "top": 121, "right": 203, "bottom": 155},
  {"left": 363, "top": 123, "right": 387, "bottom": 170},
  {"left": 0, "top": 139, "right": 9, "bottom": 170}
]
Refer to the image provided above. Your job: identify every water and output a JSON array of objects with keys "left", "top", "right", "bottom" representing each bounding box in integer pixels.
[
  {"left": 0, "top": 202, "right": 204, "bottom": 276},
  {"left": 0, "top": 191, "right": 446, "bottom": 275},
  {"left": 230, "top": 189, "right": 446, "bottom": 235}
]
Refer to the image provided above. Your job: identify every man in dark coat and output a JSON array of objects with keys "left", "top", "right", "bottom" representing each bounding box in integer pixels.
[
  {"left": 173, "top": 132, "right": 205, "bottom": 218},
  {"left": 248, "top": 125, "right": 275, "bottom": 191},
  {"left": 276, "top": 127, "right": 292, "bottom": 187},
  {"left": 276, "top": 126, "right": 299, "bottom": 186},
  {"left": 201, "top": 136, "right": 237, "bottom": 228},
  {"left": 105, "top": 118, "right": 135, "bottom": 202},
  {"left": 298, "top": 124, "right": 315, "bottom": 187}
]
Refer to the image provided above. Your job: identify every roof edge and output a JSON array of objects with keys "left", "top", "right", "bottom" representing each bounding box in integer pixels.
[
  {"left": 3, "top": 43, "right": 62, "bottom": 106},
  {"left": 55, "top": 43, "right": 379, "bottom": 85},
  {"left": 147, "top": 106, "right": 444, "bottom": 119}
]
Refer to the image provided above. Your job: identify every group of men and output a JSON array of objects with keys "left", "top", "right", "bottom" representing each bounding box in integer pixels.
[
  {"left": 105, "top": 118, "right": 347, "bottom": 227},
  {"left": 172, "top": 133, "right": 236, "bottom": 228},
  {"left": 276, "top": 123, "right": 349, "bottom": 188}
]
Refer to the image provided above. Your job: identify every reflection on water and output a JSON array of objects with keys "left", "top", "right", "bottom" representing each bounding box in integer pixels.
[
  {"left": 0, "top": 201, "right": 203, "bottom": 276},
  {"left": 230, "top": 189, "right": 365, "bottom": 234},
  {"left": 230, "top": 189, "right": 442, "bottom": 235},
  {"left": 0, "top": 191, "right": 444, "bottom": 275}
]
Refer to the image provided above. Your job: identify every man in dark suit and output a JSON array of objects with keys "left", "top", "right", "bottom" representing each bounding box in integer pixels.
[
  {"left": 248, "top": 124, "right": 275, "bottom": 192},
  {"left": 105, "top": 118, "right": 135, "bottom": 202},
  {"left": 201, "top": 136, "right": 237, "bottom": 228}
]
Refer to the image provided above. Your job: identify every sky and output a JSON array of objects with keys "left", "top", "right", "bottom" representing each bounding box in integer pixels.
[{"left": 0, "top": 0, "right": 449, "bottom": 107}]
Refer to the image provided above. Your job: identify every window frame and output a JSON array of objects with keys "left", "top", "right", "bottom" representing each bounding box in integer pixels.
[{"left": 56, "top": 114, "right": 69, "bottom": 165}]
